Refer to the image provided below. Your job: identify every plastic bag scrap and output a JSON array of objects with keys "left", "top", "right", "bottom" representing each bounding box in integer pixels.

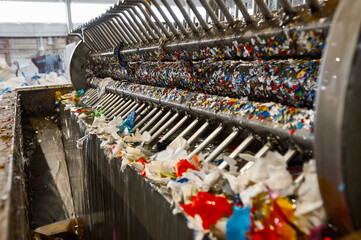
[
  {"left": 119, "top": 110, "right": 136, "bottom": 135},
  {"left": 76, "top": 134, "right": 89, "bottom": 149},
  {"left": 123, "top": 129, "right": 151, "bottom": 143},
  {"left": 143, "top": 160, "right": 178, "bottom": 184},
  {"left": 110, "top": 140, "right": 126, "bottom": 158},
  {"left": 97, "top": 77, "right": 112, "bottom": 97},
  {"left": 167, "top": 169, "right": 205, "bottom": 203},
  {"left": 237, "top": 151, "right": 292, "bottom": 194},
  {"left": 88, "top": 114, "right": 107, "bottom": 134},
  {"left": 201, "top": 171, "right": 221, "bottom": 192},
  {"left": 295, "top": 160, "right": 326, "bottom": 235},
  {"left": 154, "top": 136, "right": 189, "bottom": 162},
  {"left": 104, "top": 116, "right": 123, "bottom": 140}
]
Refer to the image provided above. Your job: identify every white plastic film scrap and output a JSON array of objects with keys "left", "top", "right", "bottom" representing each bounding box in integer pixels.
[
  {"left": 97, "top": 77, "right": 113, "bottom": 97},
  {"left": 76, "top": 134, "right": 89, "bottom": 149}
]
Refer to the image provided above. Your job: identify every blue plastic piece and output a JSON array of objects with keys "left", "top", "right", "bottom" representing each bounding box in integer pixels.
[
  {"left": 226, "top": 205, "right": 251, "bottom": 240},
  {"left": 119, "top": 110, "right": 136, "bottom": 134},
  {"left": 1, "top": 88, "right": 11, "bottom": 95}
]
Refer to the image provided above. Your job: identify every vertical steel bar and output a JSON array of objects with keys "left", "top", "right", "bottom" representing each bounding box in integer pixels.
[
  {"left": 94, "top": 93, "right": 113, "bottom": 109},
  {"left": 188, "top": 121, "right": 209, "bottom": 145},
  {"left": 150, "top": 0, "right": 180, "bottom": 36},
  {"left": 109, "top": 19, "right": 133, "bottom": 45},
  {"left": 87, "top": 28, "right": 108, "bottom": 50},
  {"left": 115, "top": 15, "right": 143, "bottom": 43},
  {"left": 86, "top": 90, "right": 103, "bottom": 105},
  {"left": 170, "top": 118, "right": 199, "bottom": 145},
  {"left": 118, "top": 12, "right": 150, "bottom": 42},
  {"left": 240, "top": 142, "right": 270, "bottom": 174},
  {"left": 102, "top": 96, "right": 121, "bottom": 112},
  {"left": 186, "top": 0, "right": 210, "bottom": 31},
  {"left": 134, "top": 105, "right": 151, "bottom": 123},
  {"left": 132, "top": 1, "right": 171, "bottom": 38},
  {"left": 93, "top": 94, "right": 114, "bottom": 109},
  {"left": 234, "top": 0, "right": 253, "bottom": 23},
  {"left": 254, "top": 0, "right": 273, "bottom": 19},
  {"left": 148, "top": 111, "right": 173, "bottom": 135},
  {"left": 83, "top": 89, "right": 97, "bottom": 102},
  {"left": 112, "top": 17, "right": 138, "bottom": 45},
  {"left": 218, "top": 135, "right": 254, "bottom": 169},
  {"left": 283, "top": 149, "right": 296, "bottom": 163},
  {"left": 106, "top": 99, "right": 126, "bottom": 118},
  {"left": 139, "top": 110, "right": 164, "bottom": 133},
  {"left": 214, "top": 0, "right": 235, "bottom": 25},
  {"left": 294, "top": 174, "right": 304, "bottom": 184},
  {"left": 133, "top": 107, "right": 158, "bottom": 131},
  {"left": 127, "top": 5, "right": 163, "bottom": 39},
  {"left": 112, "top": 99, "right": 133, "bottom": 117},
  {"left": 135, "top": 103, "right": 147, "bottom": 114},
  {"left": 105, "top": 99, "right": 125, "bottom": 117},
  {"left": 101, "top": 22, "right": 119, "bottom": 47},
  {"left": 83, "top": 89, "right": 97, "bottom": 103},
  {"left": 173, "top": 0, "right": 198, "bottom": 34},
  {"left": 82, "top": 32, "right": 98, "bottom": 51},
  {"left": 122, "top": 103, "right": 139, "bottom": 119},
  {"left": 118, "top": 101, "right": 137, "bottom": 117},
  {"left": 87, "top": 94, "right": 102, "bottom": 106},
  {"left": 187, "top": 125, "right": 224, "bottom": 160},
  {"left": 199, "top": 0, "right": 222, "bottom": 28},
  {"left": 160, "top": 115, "right": 189, "bottom": 142},
  {"left": 98, "top": 95, "right": 117, "bottom": 111},
  {"left": 150, "top": 112, "right": 180, "bottom": 142},
  {"left": 92, "top": 26, "right": 113, "bottom": 49},
  {"left": 83, "top": 88, "right": 94, "bottom": 97},
  {"left": 122, "top": 7, "right": 157, "bottom": 40},
  {"left": 204, "top": 129, "right": 239, "bottom": 163},
  {"left": 279, "top": 0, "right": 295, "bottom": 14},
  {"left": 98, "top": 24, "right": 117, "bottom": 47},
  {"left": 106, "top": 19, "right": 129, "bottom": 44},
  {"left": 159, "top": 0, "right": 188, "bottom": 35}
]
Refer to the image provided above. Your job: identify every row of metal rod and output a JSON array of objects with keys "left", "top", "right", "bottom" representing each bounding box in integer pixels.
[
  {"left": 73, "top": 0, "right": 322, "bottom": 52},
  {"left": 81, "top": 88, "right": 303, "bottom": 183}
]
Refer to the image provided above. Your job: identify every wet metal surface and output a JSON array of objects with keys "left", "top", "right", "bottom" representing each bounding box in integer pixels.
[
  {"left": 24, "top": 118, "right": 74, "bottom": 229},
  {"left": 18, "top": 86, "right": 74, "bottom": 236}
]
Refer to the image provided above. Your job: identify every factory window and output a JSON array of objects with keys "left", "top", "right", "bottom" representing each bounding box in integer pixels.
[
  {"left": 71, "top": 3, "right": 113, "bottom": 26},
  {"left": 0, "top": 1, "right": 66, "bottom": 23}
]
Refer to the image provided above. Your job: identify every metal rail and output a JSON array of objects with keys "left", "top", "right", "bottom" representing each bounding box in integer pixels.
[{"left": 73, "top": 0, "right": 328, "bottom": 54}]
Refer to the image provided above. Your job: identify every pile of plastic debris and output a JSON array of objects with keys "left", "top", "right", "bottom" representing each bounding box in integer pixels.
[{"left": 59, "top": 89, "right": 333, "bottom": 240}]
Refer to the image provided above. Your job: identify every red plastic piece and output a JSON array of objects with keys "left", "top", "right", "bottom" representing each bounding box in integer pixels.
[
  {"left": 180, "top": 191, "right": 232, "bottom": 229},
  {"left": 251, "top": 228, "right": 278, "bottom": 240},
  {"left": 175, "top": 159, "right": 197, "bottom": 177}
]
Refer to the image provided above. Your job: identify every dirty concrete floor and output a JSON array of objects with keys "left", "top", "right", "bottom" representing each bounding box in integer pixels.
[{"left": 0, "top": 91, "right": 16, "bottom": 235}]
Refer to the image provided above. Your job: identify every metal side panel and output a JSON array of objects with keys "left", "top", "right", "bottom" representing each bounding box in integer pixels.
[
  {"left": 60, "top": 105, "right": 194, "bottom": 240},
  {"left": 315, "top": 0, "right": 361, "bottom": 234},
  {"left": 70, "top": 41, "right": 91, "bottom": 91}
]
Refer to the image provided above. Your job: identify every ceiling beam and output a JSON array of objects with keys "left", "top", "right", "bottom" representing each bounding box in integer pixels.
[
  {"left": 2, "top": 0, "right": 117, "bottom": 3},
  {"left": 0, "top": 23, "right": 68, "bottom": 37}
]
